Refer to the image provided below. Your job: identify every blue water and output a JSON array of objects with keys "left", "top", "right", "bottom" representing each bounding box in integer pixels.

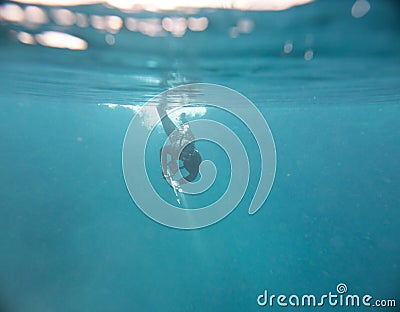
[{"left": 0, "top": 0, "right": 399, "bottom": 311}]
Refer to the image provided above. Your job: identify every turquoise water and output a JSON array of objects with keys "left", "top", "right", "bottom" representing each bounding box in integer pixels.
[{"left": 0, "top": 0, "right": 399, "bottom": 311}]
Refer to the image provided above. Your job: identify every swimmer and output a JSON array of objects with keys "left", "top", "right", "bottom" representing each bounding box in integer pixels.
[{"left": 157, "top": 104, "right": 202, "bottom": 185}]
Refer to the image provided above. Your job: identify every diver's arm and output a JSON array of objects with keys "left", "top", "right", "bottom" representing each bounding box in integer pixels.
[{"left": 157, "top": 105, "right": 177, "bottom": 137}]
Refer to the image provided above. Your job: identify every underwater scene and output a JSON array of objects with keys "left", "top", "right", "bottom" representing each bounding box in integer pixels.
[{"left": 0, "top": 0, "right": 399, "bottom": 311}]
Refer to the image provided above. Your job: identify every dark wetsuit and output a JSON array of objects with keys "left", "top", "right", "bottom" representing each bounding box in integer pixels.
[{"left": 157, "top": 105, "right": 202, "bottom": 183}]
